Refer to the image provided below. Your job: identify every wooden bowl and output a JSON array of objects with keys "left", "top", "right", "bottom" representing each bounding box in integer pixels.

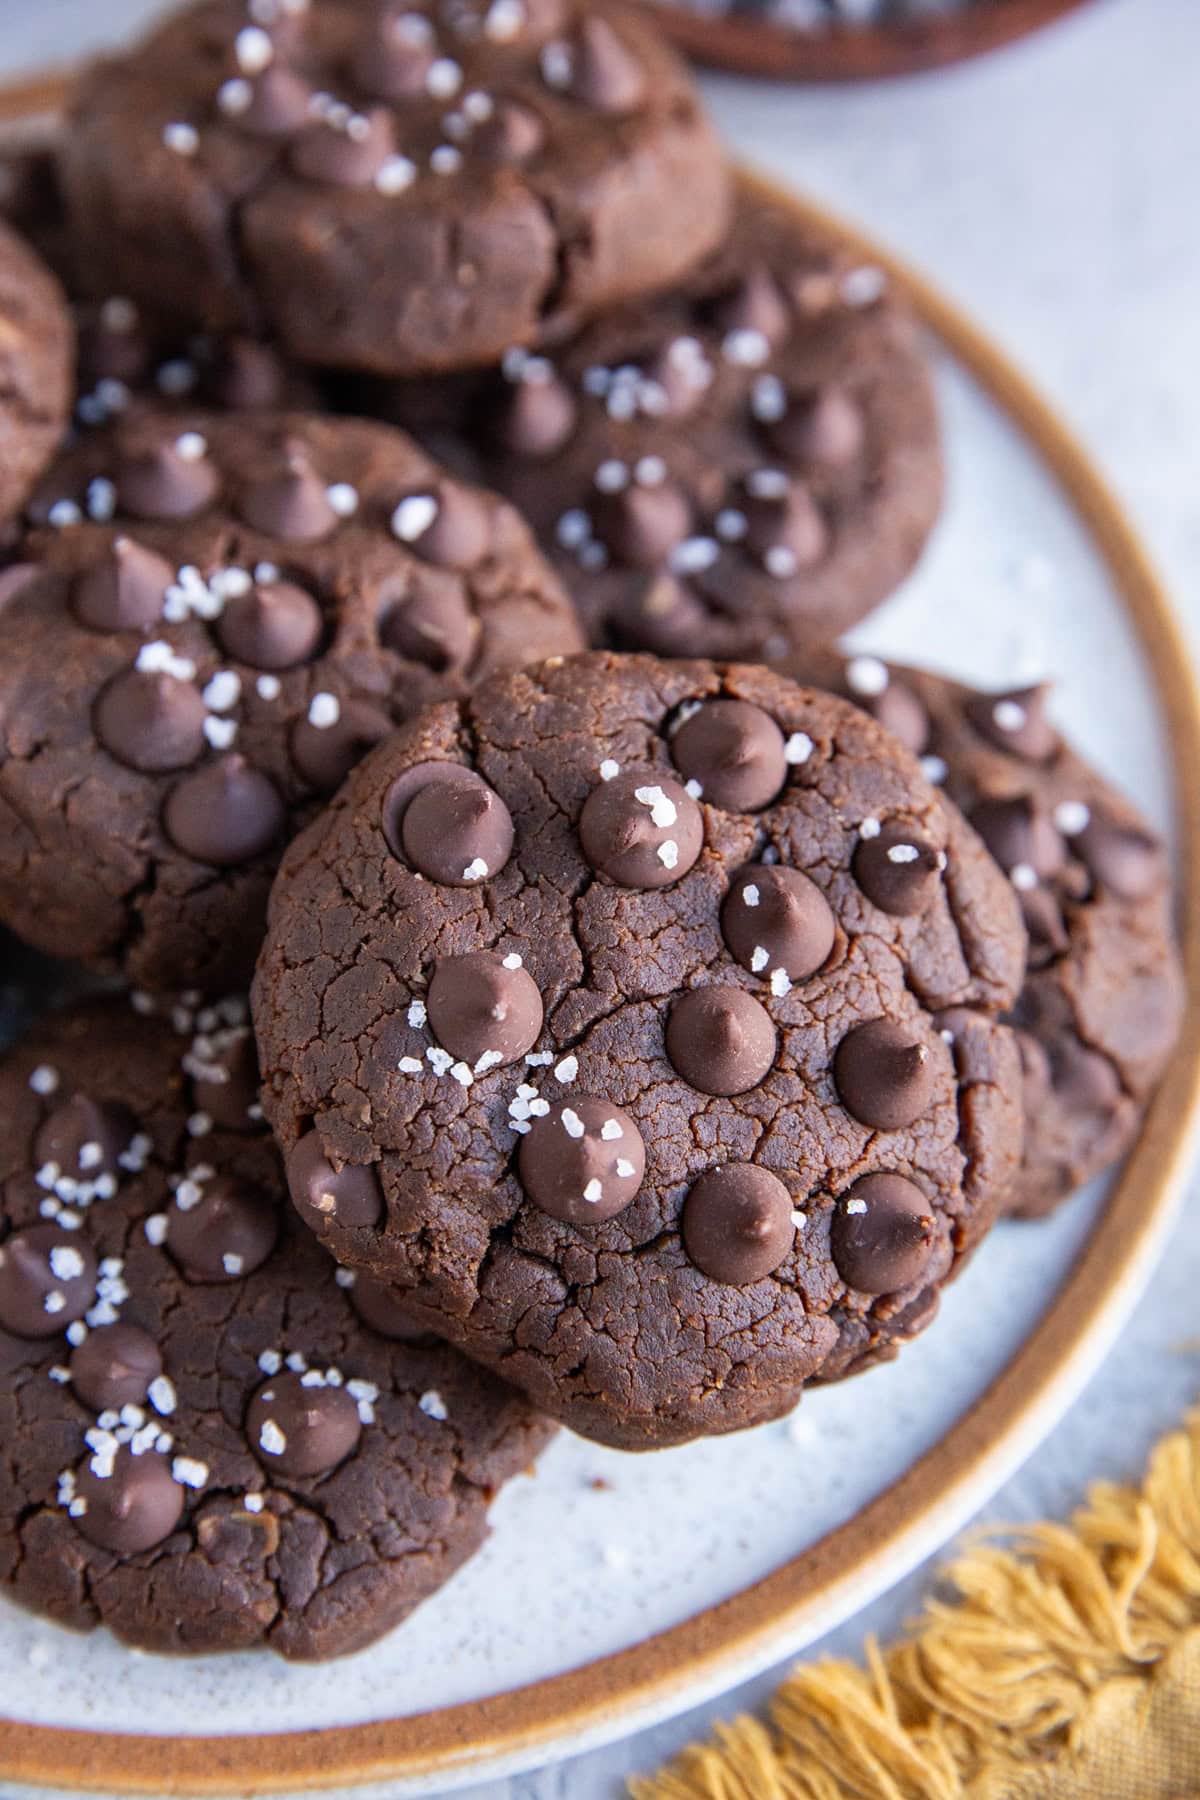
[{"left": 644, "top": 0, "right": 1097, "bottom": 81}]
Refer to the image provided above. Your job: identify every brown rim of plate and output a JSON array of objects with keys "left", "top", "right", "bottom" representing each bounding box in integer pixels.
[
  {"left": 640, "top": 0, "right": 1095, "bottom": 81},
  {"left": 0, "top": 74, "right": 1198, "bottom": 1799}
]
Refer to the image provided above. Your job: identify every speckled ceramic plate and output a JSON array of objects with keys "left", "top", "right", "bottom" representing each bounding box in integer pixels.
[
  {"left": 0, "top": 78, "right": 1197, "bottom": 1800},
  {"left": 642, "top": 0, "right": 1096, "bottom": 82}
]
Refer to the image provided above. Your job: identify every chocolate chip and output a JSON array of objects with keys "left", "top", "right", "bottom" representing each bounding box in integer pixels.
[
  {"left": 72, "top": 538, "right": 173, "bottom": 632},
  {"left": 1049, "top": 1035, "right": 1122, "bottom": 1112},
  {"left": 568, "top": 17, "right": 646, "bottom": 111},
  {"left": 166, "top": 1177, "right": 279, "bottom": 1284},
  {"left": 711, "top": 266, "right": 791, "bottom": 349},
  {"left": 229, "top": 65, "right": 313, "bottom": 137},
  {"left": 969, "top": 796, "right": 1065, "bottom": 883},
  {"left": 79, "top": 308, "right": 152, "bottom": 388},
  {"left": 247, "top": 1371, "right": 362, "bottom": 1478},
  {"left": 476, "top": 99, "right": 546, "bottom": 164},
  {"left": 766, "top": 385, "right": 864, "bottom": 469},
  {"left": 94, "top": 670, "right": 208, "bottom": 773},
  {"left": 682, "top": 1164, "right": 795, "bottom": 1285},
  {"left": 116, "top": 430, "right": 220, "bottom": 520},
  {"left": 398, "top": 771, "right": 515, "bottom": 886},
  {"left": 380, "top": 576, "right": 479, "bottom": 673},
  {"left": 579, "top": 769, "right": 703, "bottom": 888},
  {"left": 352, "top": 11, "right": 435, "bottom": 100},
  {"left": 1076, "top": 813, "right": 1164, "bottom": 901},
  {"left": 963, "top": 684, "right": 1058, "bottom": 763},
  {"left": 205, "top": 338, "right": 294, "bottom": 411},
  {"left": 0, "top": 1224, "right": 98, "bottom": 1339},
  {"left": 493, "top": 372, "right": 576, "bottom": 458},
  {"left": 721, "top": 864, "right": 835, "bottom": 982},
  {"left": 834, "top": 1019, "right": 936, "bottom": 1130},
  {"left": 286, "top": 1132, "right": 383, "bottom": 1233},
  {"left": 642, "top": 337, "right": 711, "bottom": 418},
  {"left": 670, "top": 698, "right": 788, "bottom": 811},
  {"left": 1021, "top": 886, "right": 1070, "bottom": 961},
  {"left": 735, "top": 471, "right": 827, "bottom": 574},
  {"left": 347, "top": 1272, "right": 437, "bottom": 1344},
  {"left": 853, "top": 823, "right": 943, "bottom": 917},
  {"left": 189, "top": 1027, "right": 261, "bottom": 1130},
  {"left": 216, "top": 579, "right": 324, "bottom": 670},
  {"left": 862, "top": 678, "right": 929, "bottom": 757},
  {"left": 592, "top": 479, "right": 691, "bottom": 568},
  {"left": 164, "top": 756, "right": 285, "bottom": 866},
  {"left": 69, "top": 1322, "right": 162, "bottom": 1411},
  {"left": 34, "top": 1095, "right": 134, "bottom": 1184},
  {"left": 238, "top": 440, "right": 337, "bottom": 542},
  {"left": 290, "top": 108, "right": 395, "bottom": 188},
  {"left": 393, "top": 484, "right": 493, "bottom": 570},
  {"left": 518, "top": 1097, "right": 645, "bottom": 1225},
  {"left": 610, "top": 573, "right": 710, "bottom": 655},
  {"left": 73, "top": 1446, "right": 183, "bottom": 1555},
  {"left": 290, "top": 699, "right": 392, "bottom": 795},
  {"left": 830, "top": 1173, "right": 936, "bottom": 1294},
  {"left": 666, "top": 986, "right": 776, "bottom": 1097},
  {"left": 427, "top": 952, "right": 544, "bottom": 1068}
]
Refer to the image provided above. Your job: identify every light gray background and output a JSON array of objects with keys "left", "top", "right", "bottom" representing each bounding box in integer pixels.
[{"left": 3, "top": 0, "right": 1198, "bottom": 1794}]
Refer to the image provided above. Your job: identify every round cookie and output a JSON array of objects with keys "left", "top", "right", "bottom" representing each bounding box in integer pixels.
[
  {"left": 0, "top": 406, "right": 582, "bottom": 995},
  {"left": 253, "top": 652, "right": 1025, "bottom": 1449},
  {"left": 59, "top": 0, "right": 731, "bottom": 378},
  {"left": 0, "top": 215, "right": 73, "bottom": 526},
  {"left": 360, "top": 185, "right": 943, "bottom": 662},
  {"left": 802, "top": 652, "right": 1184, "bottom": 1217},
  {"left": 0, "top": 996, "right": 552, "bottom": 1660}
]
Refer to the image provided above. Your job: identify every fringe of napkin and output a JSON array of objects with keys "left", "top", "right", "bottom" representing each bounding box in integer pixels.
[{"left": 633, "top": 1406, "right": 1200, "bottom": 1799}]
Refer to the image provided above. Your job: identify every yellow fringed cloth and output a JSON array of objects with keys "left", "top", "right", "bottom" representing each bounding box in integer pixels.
[{"left": 634, "top": 1408, "right": 1200, "bottom": 1799}]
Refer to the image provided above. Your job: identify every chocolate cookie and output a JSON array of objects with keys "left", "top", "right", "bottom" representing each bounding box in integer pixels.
[
  {"left": 801, "top": 652, "right": 1184, "bottom": 1217},
  {"left": 0, "top": 996, "right": 552, "bottom": 1660},
  {"left": 360, "top": 184, "right": 943, "bottom": 662},
  {"left": 0, "top": 214, "right": 73, "bottom": 526},
  {"left": 0, "top": 407, "right": 582, "bottom": 996},
  {"left": 253, "top": 652, "right": 1025, "bottom": 1449},
  {"left": 59, "top": 0, "right": 731, "bottom": 378}
]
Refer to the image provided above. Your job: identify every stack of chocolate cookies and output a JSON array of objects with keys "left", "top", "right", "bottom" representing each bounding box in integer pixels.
[{"left": 0, "top": 0, "right": 1180, "bottom": 1661}]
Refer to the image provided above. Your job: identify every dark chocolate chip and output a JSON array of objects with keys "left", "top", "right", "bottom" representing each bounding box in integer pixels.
[
  {"left": 380, "top": 576, "right": 479, "bottom": 673},
  {"left": 477, "top": 98, "right": 545, "bottom": 163},
  {"left": 72, "top": 538, "right": 173, "bottom": 632},
  {"left": 116, "top": 430, "right": 220, "bottom": 520},
  {"left": 392, "top": 484, "right": 493, "bottom": 570},
  {"left": 642, "top": 337, "right": 711, "bottom": 418},
  {"left": 1021, "top": 886, "right": 1070, "bottom": 961},
  {"left": 69, "top": 1322, "right": 163, "bottom": 1411},
  {"left": 1048, "top": 1035, "right": 1122, "bottom": 1112},
  {"left": 290, "top": 108, "right": 395, "bottom": 187},
  {"left": 216, "top": 579, "right": 324, "bottom": 670},
  {"left": 592, "top": 478, "right": 691, "bottom": 568},
  {"left": 721, "top": 864, "right": 835, "bottom": 981},
  {"left": 34, "top": 1095, "right": 134, "bottom": 1184},
  {"left": 682, "top": 1164, "right": 795, "bottom": 1285},
  {"left": 73, "top": 1446, "right": 183, "bottom": 1554},
  {"left": 830, "top": 1173, "right": 936, "bottom": 1294},
  {"left": 286, "top": 1131, "right": 383, "bottom": 1232},
  {"left": 352, "top": 9, "right": 435, "bottom": 100},
  {"left": 1076, "top": 813, "right": 1164, "bottom": 901},
  {"left": 400, "top": 771, "right": 514, "bottom": 886},
  {"left": 665, "top": 986, "right": 777, "bottom": 1097},
  {"left": 736, "top": 471, "right": 827, "bottom": 574},
  {"left": 711, "top": 265, "right": 791, "bottom": 349},
  {"left": 766, "top": 385, "right": 864, "bottom": 469},
  {"left": 519, "top": 1097, "right": 645, "bottom": 1225},
  {"left": 670, "top": 698, "right": 788, "bottom": 811},
  {"left": 969, "top": 796, "right": 1065, "bottom": 883},
  {"left": 94, "top": 669, "right": 208, "bottom": 773},
  {"left": 0, "top": 1224, "right": 98, "bottom": 1339},
  {"left": 427, "top": 952, "right": 544, "bottom": 1068},
  {"left": 163, "top": 755, "right": 286, "bottom": 866},
  {"left": 166, "top": 1177, "right": 279, "bottom": 1284},
  {"left": 963, "top": 684, "right": 1058, "bottom": 763},
  {"left": 229, "top": 65, "right": 313, "bottom": 136},
  {"left": 833, "top": 1019, "right": 936, "bottom": 1130},
  {"left": 853, "top": 823, "right": 943, "bottom": 917},
  {"left": 861, "top": 677, "right": 929, "bottom": 758},
  {"left": 290, "top": 699, "right": 392, "bottom": 795},
  {"left": 247, "top": 1371, "right": 362, "bottom": 1477},
  {"left": 188, "top": 1026, "right": 261, "bottom": 1130},
  {"left": 205, "top": 338, "right": 294, "bottom": 411},
  {"left": 346, "top": 1271, "right": 438, "bottom": 1344},
  {"left": 568, "top": 16, "right": 646, "bottom": 110},
  {"left": 610, "top": 573, "right": 710, "bottom": 655},
  {"left": 238, "top": 440, "right": 337, "bottom": 542},
  {"left": 493, "top": 371, "right": 576, "bottom": 458},
  {"left": 579, "top": 768, "right": 703, "bottom": 888}
]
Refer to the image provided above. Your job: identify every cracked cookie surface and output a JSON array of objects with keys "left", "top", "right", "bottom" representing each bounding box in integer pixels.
[
  {"left": 0, "top": 216, "right": 73, "bottom": 527},
  {"left": 360, "top": 185, "right": 942, "bottom": 662},
  {"left": 58, "top": 0, "right": 730, "bottom": 378},
  {"left": 254, "top": 652, "right": 1026, "bottom": 1449},
  {"left": 0, "top": 997, "right": 552, "bottom": 1661},
  {"left": 0, "top": 406, "right": 581, "bottom": 995},
  {"left": 802, "top": 652, "right": 1185, "bottom": 1217}
]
